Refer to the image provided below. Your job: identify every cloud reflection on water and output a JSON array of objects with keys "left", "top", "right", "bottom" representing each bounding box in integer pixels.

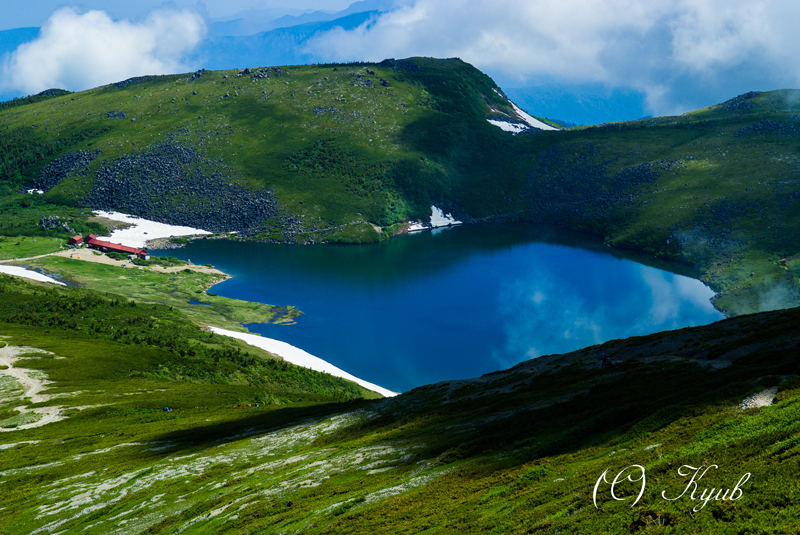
[{"left": 494, "top": 260, "right": 720, "bottom": 370}]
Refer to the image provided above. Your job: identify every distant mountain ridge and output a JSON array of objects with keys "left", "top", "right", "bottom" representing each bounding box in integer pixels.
[
  {"left": 207, "top": 0, "right": 393, "bottom": 37},
  {"left": 192, "top": 11, "right": 381, "bottom": 70}
]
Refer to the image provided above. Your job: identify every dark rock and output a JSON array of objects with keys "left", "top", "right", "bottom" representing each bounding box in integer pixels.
[
  {"left": 521, "top": 145, "right": 661, "bottom": 225},
  {"left": 82, "top": 137, "right": 282, "bottom": 237},
  {"left": 720, "top": 92, "right": 762, "bottom": 112},
  {"left": 32, "top": 150, "right": 103, "bottom": 193},
  {"left": 35, "top": 89, "right": 70, "bottom": 97},
  {"left": 736, "top": 120, "right": 798, "bottom": 137},
  {"left": 250, "top": 67, "right": 286, "bottom": 80},
  {"left": 187, "top": 69, "right": 207, "bottom": 82},
  {"left": 39, "top": 215, "right": 75, "bottom": 234},
  {"left": 113, "top": 75, "right": 169, "bottom": 89},
  {"left": 378, "top": 58, "right": 424, "bottom": 73}
]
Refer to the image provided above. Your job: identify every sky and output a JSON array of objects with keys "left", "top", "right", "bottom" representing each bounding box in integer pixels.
[{"left": 1, "top": 0, "right": 799, "bottom": 116}]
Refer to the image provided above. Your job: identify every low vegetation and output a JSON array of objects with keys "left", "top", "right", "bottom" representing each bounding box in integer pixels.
[{"left": 0, "top": 273, "right": 798, "bottom": 533}]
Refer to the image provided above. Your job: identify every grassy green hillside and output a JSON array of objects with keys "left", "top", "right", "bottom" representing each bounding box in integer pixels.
[
  {"left": 1, "top": 274, "right": 799, "bottom": 534},
  {"left": 1, "top": 58, "right": 799, "bottom": 313}
]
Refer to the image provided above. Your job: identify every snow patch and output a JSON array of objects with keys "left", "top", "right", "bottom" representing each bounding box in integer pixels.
[
  {"left": 26, "top": 189, "right": 44, "bottom": 195},
  {"left": 408, "top": 206, "right": 462, "bottom": 232},
  {"left": 93, "top": 211, "right": 212, "bottom": 249},
  {"left": 208, "top": 326, "right": 398, "bottom": 398},
  {"left": 510, "top": 101, "right": 559, "bottom": 131},
  {"left": 487, "top": 119, "right": 528, "bottom": 134},
  {"left": 0, "top": 266, "right": 65, "bottom": 286},
  {"left": 486, "top": 93, "right": 559, "bottom": 133}
]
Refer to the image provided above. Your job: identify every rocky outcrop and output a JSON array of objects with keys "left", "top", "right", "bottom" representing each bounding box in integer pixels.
[
  {"left": 735, "top": 120, "right": 799, "bottom": 137},
  {"left": 39, "top": 215, "right": 75, "bottom": 234},
  {"left": 378, "top": 58, "right": 424, "bottom": 73},
  {"left": 245, "top": 67, "right": 286, "bottom": 80},
  {"left": 83, "top": 139, "right": 281, "bottom": 236},
  {"left": 720, "top": 91, "right": 761, "bottom": 112},
  {"left": 112, "top": 75, "right": 170, "bottom": 89},
  {"left": 33, "top": 150, "right": 102, "bottom": 192},
  {"left": 350, "top": 73, "right": 375, "bottom": 87},
  {"left": 522, "top": 145, "right": 661, "bottom": 223}
]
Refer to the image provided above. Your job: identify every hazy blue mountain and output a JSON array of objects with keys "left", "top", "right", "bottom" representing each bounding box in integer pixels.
[
  {"left": 192, "top": 11, "right": 379, "bottom": 70},
  {"left": 209, "top": 10, "right": 336, "bottom": 38},
  {"left": 207, "top": 0, "right": 393, "bottom": 37},
  {"left": 504, "top": 84, "right": 648, "bottom": 126}
]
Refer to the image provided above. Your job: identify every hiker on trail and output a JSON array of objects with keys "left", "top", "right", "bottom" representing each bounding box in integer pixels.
[{"left": 601, "top": 353, "right": 611, "bottom": 368}]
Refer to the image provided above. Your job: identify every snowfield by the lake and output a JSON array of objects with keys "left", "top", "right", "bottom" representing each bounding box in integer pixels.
[
  {"left": 0, "top": 265, "right": 65, "bottom": 285},
  {"left": 209, "top": 326, "right": 398, "bottom": 398},
  {"left": 93, "top": 211, "right": 212, "bottom": 249},
  {"left": 408, "top": 206, "right": 462, "bottom": 232}
]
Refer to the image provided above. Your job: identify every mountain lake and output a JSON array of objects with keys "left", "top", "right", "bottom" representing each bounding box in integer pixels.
[{"left": 153, "top": 223, "right": 724, "bottom": 393}]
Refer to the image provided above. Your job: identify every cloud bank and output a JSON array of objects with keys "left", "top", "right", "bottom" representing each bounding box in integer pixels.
[
  {"left": 1, "top": 8, "right": 206, "bottom": 95},
  {"left": 306, "top": 0, "right": 800, "bottom": 115}
]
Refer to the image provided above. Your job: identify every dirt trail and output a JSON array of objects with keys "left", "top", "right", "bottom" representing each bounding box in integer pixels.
[
  {"left": 49, "top": 249, "right": 228, "bottom": 276},
  {"left": 0, "top": 343, "right": 65, "bottom": 432},
  {"left": 0, "top": 252, "right": 60, "bottom": 264}
]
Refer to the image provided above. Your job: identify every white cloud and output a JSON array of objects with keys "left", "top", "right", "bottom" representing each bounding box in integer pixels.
[
  {"left": 305, "top": 0, "right": 800, "bottom": 115},
  {"left": 1, "top": 7, "right": 206, "bottom": 95},
  {"left": 308, "top": 0, "right": 665, "bottom": 82},
  {"left": 639, "top": 267, "right": 716, "bottom": 326}
]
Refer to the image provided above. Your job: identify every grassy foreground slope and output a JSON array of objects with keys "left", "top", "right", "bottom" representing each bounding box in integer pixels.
[
  {"left": 1, "top": 274, "right": 799, "bottom": 534},
  {"left": 1, "top": 59, "right": 800, "bottom": 314}
]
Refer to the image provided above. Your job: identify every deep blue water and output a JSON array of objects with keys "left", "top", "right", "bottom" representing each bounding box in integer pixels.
[{"left": 154, "top": 224, "right": 723, "bottom": 393}]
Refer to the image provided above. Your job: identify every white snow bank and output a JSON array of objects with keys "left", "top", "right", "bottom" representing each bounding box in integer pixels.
[
  {"left": 487, "top": 89, "right": 559, "bottom": 133},
  {"left": 93, "top": 211, "right": 212, "bottom": 249},
  {"left": 26, "top": 189, "right": 44, "bottom": 194},
  {"left": 430, "top": 206, "right": 462, "bottom": 227},
  {"left": 408, "top": 205, "right": 462, "bottom": 232},
  {"left": 0, "top": 266, "right": 65, "bottom": 285},
  {"left": 510, "top": 101, "right": 559, "bottom": 131},
  {"left": 208, "top": 326, "right": 398, "bottom": 398},
  {"left": 487, "top": 119, "right": 528, "bottom": 134}
]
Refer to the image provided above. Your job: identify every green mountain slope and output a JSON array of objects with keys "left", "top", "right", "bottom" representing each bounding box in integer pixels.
[
  {"left": 1, "top": 59, "right": 800, "bottom": 315},
  {"left": 1, "top": 274, "right": 799, "bottom": 534}
]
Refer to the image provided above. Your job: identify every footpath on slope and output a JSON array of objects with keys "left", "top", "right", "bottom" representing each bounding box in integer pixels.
[{"left": 0, "top": 343, "right": 66, "bottom": 432}]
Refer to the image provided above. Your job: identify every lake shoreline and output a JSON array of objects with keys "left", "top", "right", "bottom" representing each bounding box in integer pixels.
[{"left": 157, "top": 224, "right": 724, "bottom": 392}]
